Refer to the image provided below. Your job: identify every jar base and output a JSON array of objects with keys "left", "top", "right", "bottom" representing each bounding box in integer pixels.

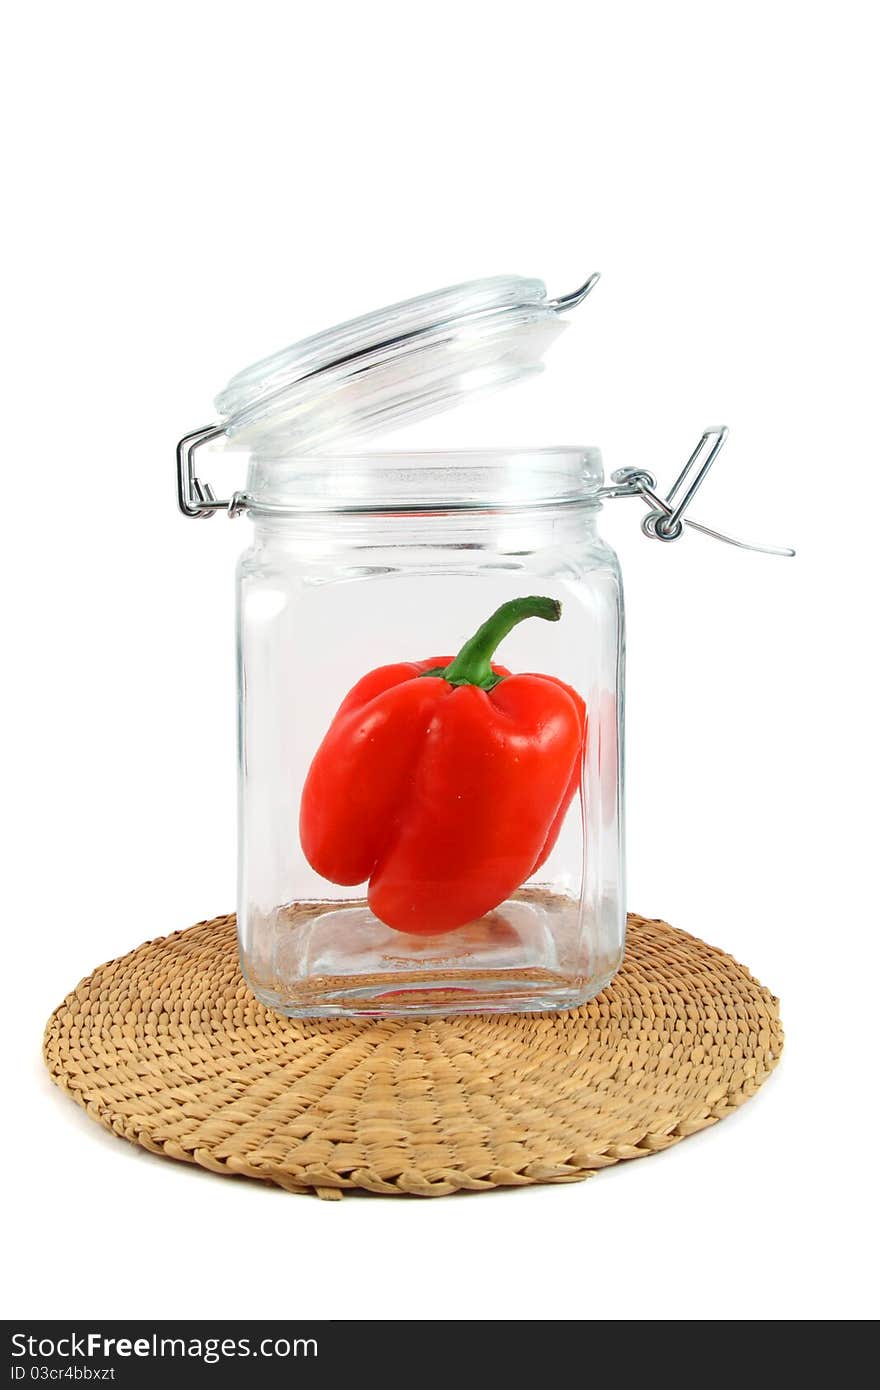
[{"left": 240, "top": 890, "right": 624, "bottom": 1019}]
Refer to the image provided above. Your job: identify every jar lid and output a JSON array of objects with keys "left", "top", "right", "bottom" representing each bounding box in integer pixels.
[{"left": 213, "top": 273, "right": 600, "bottom": 455}]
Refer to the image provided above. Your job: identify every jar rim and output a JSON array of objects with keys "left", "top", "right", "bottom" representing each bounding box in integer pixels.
[{"left": 242, "top": 445, "right": 604, "bottom": 517}]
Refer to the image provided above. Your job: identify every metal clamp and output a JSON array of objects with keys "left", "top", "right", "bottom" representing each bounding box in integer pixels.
[
  {"left": 176, "top": 424, "right": 246, "bottom": 519},
  {"left": 600, "top": 428, "right": 795, "bottom": 557}
]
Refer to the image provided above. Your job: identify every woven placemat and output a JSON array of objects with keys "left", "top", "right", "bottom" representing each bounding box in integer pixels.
[{"left": 43, "top": 913, "right": 782, "bottom": 1199}]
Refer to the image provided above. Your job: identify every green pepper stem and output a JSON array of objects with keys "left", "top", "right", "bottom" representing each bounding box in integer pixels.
[{"left": 426, "top": 595, "right": 562, "bottom": 691}]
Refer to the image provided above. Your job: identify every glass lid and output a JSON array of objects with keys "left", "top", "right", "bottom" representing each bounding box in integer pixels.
[{"left": 214, "top": 273, "right": 600, "bottom": 455}]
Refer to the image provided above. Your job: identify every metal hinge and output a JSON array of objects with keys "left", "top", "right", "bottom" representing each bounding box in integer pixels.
[{"left": 176, "top": 424, "right": 246, "bottom": 519}]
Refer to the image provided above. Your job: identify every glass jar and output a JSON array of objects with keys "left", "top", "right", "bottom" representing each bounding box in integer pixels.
[
  {"left": 236, "top": 446, "right": 623, "bottom": 1016},
  {"left": 177, "top": 271, "right": 791, "bottom": 1018}
]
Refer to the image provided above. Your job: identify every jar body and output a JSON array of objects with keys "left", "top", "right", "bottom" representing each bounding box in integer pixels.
[{"left": 236, "top": 451, "right": 625, "bottom": 1017}]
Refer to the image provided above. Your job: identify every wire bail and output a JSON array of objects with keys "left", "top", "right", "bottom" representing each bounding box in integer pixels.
[{"left": 601, "top": 428, "right": 795, "bottom": 557}]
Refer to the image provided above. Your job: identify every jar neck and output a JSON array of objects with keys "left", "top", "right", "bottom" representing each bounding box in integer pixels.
[{"left": 242, "top": 445, "right": 604, "bottom": 518}]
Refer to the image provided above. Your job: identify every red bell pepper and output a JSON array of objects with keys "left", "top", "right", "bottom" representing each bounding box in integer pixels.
[{"left": 299, "top": 596, "right": 586, "bottom": 935}]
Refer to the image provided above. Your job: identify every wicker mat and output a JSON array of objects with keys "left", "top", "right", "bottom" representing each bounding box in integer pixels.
[{"left": 43, "top": 913, "right": 782, "bottom": 1199}]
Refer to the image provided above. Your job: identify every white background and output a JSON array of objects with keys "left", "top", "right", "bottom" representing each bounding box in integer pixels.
[{"left": 3, "top": 1, "right": 878, "bottom": 1322}]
